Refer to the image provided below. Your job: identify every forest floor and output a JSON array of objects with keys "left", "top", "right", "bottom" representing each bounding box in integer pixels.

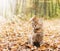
[{"left": 0, "top": 18, "right": 60, "bottom": 51}]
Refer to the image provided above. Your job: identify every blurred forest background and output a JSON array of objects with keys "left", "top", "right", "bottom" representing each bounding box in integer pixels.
[{"left": 0, "top": 0, "right": 60, "bottom": 19}]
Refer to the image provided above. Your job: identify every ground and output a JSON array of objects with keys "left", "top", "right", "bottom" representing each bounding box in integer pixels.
[{"left": 0, "top": 18, "right": 60, "bottom": 51}]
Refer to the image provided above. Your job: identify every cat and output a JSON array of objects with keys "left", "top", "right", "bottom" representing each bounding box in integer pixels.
[{"left": 31, "top": 16, "right": 43, "bottom": 47}]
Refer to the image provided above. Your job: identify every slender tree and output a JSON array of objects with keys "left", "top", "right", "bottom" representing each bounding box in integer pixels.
[
  {"left": 55, "top": 0, "right": 58, "bottom": 15},
  {"left": 44, "top": 0, "right": 47, "bottom": 16}
]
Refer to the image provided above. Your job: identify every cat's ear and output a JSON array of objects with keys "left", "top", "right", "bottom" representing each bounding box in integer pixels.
[{"left": 29, "top": 15, "right": 36, "bottom": 22}]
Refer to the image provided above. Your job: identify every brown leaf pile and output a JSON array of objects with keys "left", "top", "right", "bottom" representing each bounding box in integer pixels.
[{"left": 0, "top": 17, "right": 60, "bottom": 51}]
